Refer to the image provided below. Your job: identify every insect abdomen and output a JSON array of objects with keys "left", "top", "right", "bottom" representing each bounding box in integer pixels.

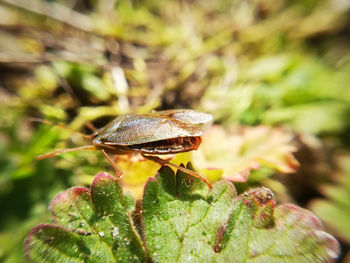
[{"left": 128, "top": 136, "right": 202, "bottom": 154}]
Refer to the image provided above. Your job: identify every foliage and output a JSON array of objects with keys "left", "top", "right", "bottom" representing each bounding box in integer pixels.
[
  {"left": 0, "top": 0, "right": 349, "bottom": 261},
  {"left": 26, "top": 172, "right": 145, "bottom": 262},
  {"left": 310, "top": 155, "right": 350, "bottom": 244},
  {"left": 202, "top": 54, "right": 350, "bottom": 135},
  {"left": 189, "top": 125, "right": 299, "bottom": 181},
  {"left": 25, "top": 166, "right": 339, "bottom": 263}
]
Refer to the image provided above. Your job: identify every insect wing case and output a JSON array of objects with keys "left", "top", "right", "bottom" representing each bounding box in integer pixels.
[{"left": 93, "top": 110, "right": 213, "bottom": 146}]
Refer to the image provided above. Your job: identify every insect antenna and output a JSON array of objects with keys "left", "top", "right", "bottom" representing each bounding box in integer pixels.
[
  {"left": 29, "top": 118, "right": 96, "bottom": 140},
  {"left": 30, "top": 118, "right": 98, "bottom": 160},
  {"left": 37, "top": 145, "right": 97, "bottom": 160}
]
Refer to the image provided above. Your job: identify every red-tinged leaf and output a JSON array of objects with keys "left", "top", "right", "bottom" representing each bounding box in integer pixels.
[
  {"left": 142, "top": 165, "right": 339, "bottom": 263},
  {"left": 25, "top": 172, "right": 146, "bottom": 263},
  {"left": 189, "top": 125, "right": 299, "bottom": 182},
  {"left": 26, "top": 166, "right": 339, "bottom": 263}
]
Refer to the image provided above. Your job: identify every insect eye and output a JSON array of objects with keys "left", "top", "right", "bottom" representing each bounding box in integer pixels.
[{"left": 93, "top": 135, "right": 105, "bottom": 144}]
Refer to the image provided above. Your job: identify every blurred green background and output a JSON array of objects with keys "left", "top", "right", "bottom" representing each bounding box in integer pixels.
[{"left": 0, "top": 0, "right": 349, "bottom": 262}]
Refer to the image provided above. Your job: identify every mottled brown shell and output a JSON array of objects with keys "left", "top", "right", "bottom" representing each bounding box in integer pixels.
[{"left": 93, "top": 110, "right": 212, "bottom": 146}]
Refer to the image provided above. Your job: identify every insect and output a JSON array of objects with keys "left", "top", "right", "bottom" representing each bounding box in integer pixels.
[{"left": 36, "top": 109, "right": 213, "bottom": 188}]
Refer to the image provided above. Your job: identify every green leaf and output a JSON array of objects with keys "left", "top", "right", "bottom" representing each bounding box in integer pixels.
[
  {"left": 143, "top": 165, "right": 339, "bottom": 263},
  {"left": 25, "top": 172, "right": 146, "bottom": 262},
  {"left": 310, "top": 155, "right": 350, "bottom": 243},
  {"left": 26, "top": 167, "right": 339, "bottom": 263},
  {"left": 142, "top": 165, "right": 235, "bottom": 262}
]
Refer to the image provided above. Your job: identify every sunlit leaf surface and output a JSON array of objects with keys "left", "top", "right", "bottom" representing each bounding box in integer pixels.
[
  {"left": 25, "top": 172, "right": 146, "bottom": 262},
  {"left": 188, "top": 125, "right": 299, "bottom": 182},
  {"left": 26, "top": 167, "right": 339, "bottom": 262}
]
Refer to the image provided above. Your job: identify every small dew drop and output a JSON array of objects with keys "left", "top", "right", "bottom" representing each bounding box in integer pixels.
[
  {"left": 123, "top": 237, "right": 130, "bottom": 245},
  {"left": 112, "top": 227, "right": 119, "bottom": 238},
  {"left": 98, "top": 231, "right": 104, "bottom": 237}
]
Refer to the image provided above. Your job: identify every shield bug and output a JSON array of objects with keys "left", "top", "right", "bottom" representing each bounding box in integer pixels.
[{"left": 36, "top": 109, "right": 213, "bottom": 188}]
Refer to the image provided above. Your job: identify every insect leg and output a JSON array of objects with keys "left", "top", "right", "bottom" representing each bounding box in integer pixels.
[
  {"left": 37, "top": 145, "right": 97, "bottom": 160},
  {"left": 100, "top": 149, "right": 123, "bottom": 178},
  {"left": 141, "top": 154, "right": 212, "bottom": 189}
]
